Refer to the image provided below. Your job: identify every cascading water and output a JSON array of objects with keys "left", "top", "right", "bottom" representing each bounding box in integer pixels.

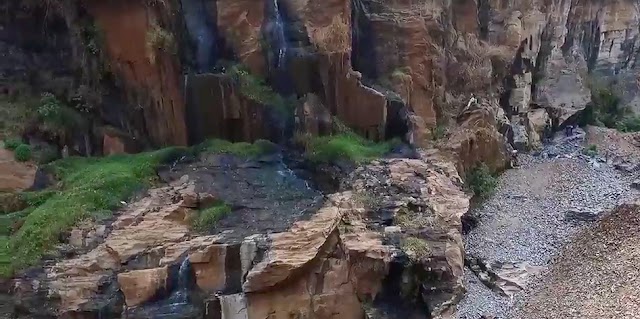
[
  {"left": 166, "top": 257, "right": 192, "bottom": 305},
  {"left": 125, "top": 258, "right": 201, "bottom": 319},
  {"left": 264, "top": 0, "right": 288, "bottom": 69},
  {"left": 181, "top": 0, "right": 218, "bottom": 72}
]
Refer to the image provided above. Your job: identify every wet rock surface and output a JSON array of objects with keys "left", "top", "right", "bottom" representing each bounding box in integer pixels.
[
  {"left": 457, "top": 131, "right": 639, "bottom": 318},
  {"left": 159, "top": 153, "right": 324, "bottom": 242}
]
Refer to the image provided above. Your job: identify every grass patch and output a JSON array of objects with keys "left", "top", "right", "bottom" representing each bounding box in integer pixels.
[
  {"left": 0, "top": 146, "right": 190, "bottom": 277},
  {"left": 0, "top": 138, "right": 273, "bottom": 277},
  {"left": 195, "top": 138, "right": 276, "bottom": 158},
  {"left": 191, "top": 202, "right": 232, "bottom": 233},
  {"left": 304, "top": 133, "right": 399, "bottom": 163},
  {"left": 583, "top": 144, "right": 598, "bottom": 157},
  {"left": 14, "top": 144, "right": 32, "bottom": 162},
  {"left": 401, "top": 236, "right": 431, "bottom": 262},
  {"left": 466, "top": 163, "right": 498, "bottom": 200}
]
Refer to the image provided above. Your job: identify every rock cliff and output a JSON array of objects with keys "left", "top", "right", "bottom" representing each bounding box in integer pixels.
[{"left": 2, "top": 0, "right": 640, "bottom": 318}]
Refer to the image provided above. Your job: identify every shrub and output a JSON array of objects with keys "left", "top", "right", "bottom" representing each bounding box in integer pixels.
[
  {"left": 3, "top": 138, "right": 22, "bottom": 150},
  {"left": 466, "top": 163, "right": 498, "bottom": 199},
  {"left": 401, "top": 236, "right": 431, "bottom": 262},
  {"left": 615, "top": 116, "right": 640, "bottom": 133},
  {"left": 225, "top": 64, "right": 292, "bottom": 114},
  {"left": 583, "top": 144, "right": 598, "bottom": 157},
  {"left": 192, "top": 203, "right": 232, "bottom": 232},
  {"left": 146, "top": 23, "right": 176, "bottom": 63},
  {"left": 13, "top": 144, "right": 32, "bottom": 162},
  {"left": 37, "top": 93, "right": 87, "bottom": 136},
  {"left": 304, "top": 133, "right": 399, "bottom": 163},
  {"left": 432, "top": 125, "right": 447, "bottom": 140},
  {"left": 581, "top": 87, "right": 640, "bottom": 132}
]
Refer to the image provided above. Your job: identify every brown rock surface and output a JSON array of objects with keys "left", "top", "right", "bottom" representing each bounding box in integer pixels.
[
  {"left": 117, "top": 267, "right": 168, "bottom": 307},
  {"left": 346, "top": 152, "right": 471, "bottom": 317},
  {"left": 244, "top": 191, "right": 392, "bottom": 319},
  {"left": 86, "top": 0, "right": 187, "bottom": 146},
  {"left": 184, "top": 73, "right": 271, "bottom": 144},
  {"left": 31, "top": 182, "right": 201, "bottom": 313},
  {"left": 216, "top": 0, "right": 266, "bottom": 76},
  {"left": 443, "top": 107, "right": 511, "bottom": 176}
]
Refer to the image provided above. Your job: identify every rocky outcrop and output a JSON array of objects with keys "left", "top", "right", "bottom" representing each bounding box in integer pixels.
[
  {"left": 443, "top": 107, "right": 511, "bottom": 175},
  {"left": 6, "top": 145, "right": 486, "bottom": 318}
]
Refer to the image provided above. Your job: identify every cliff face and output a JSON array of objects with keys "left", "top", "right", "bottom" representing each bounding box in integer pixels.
[
  {"left": 1, "top": 0, "right": 639, "bottom": 316},
  {"left": 3, "top": 0, "right": 639, "bottom": 150}
]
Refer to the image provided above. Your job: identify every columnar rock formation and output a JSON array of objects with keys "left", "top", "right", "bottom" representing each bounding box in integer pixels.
[{"left": 4, "top": 0, "right": 638, "bottom": 151}]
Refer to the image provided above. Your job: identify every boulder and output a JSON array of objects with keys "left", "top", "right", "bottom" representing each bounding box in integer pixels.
[{"left": 117, "top": 267, "right": 169, "bottom": 307}]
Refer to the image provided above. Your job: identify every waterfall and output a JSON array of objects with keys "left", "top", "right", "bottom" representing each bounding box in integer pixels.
[
  {"left": 265, "top": 0, "right": 288, "bottom": 69},
  {"left": 181, "top": 0, "right": 218, "bottom": 72},
  {"left": 167, "top": 257, "right": 192, "bottom": 305}
]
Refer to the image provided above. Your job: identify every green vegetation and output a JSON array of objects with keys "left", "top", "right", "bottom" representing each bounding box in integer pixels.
[
  {"left": 225, "top": 64, "right": 293, "bottom": 114},
  {"left": 191, "top": 202, "right": 232, "bottom": 232},
  {"left": 146, "top": 23, "right": 176, "bottom": 57},
  {"left": 0, "top": 138, "right": 275, "bottom": 277},
  {"left": 466, "top": 163, "right": 498, "bottom": 199},
  {"left": 0, "top": 96, "right": 38, "bottom": 139},
  {"left": 196, "top": 138, "right": 276, "bottom": 158},
  {"left": 13, "top": 144, "right": 32, "bottom": 162},
  {"left": 3, "top": 138, "right": 22, "bottom": 151},
  {"left": 581, "top": 88, "right": 640, "bottom": 132},
  {"left": 583, "top": 144, "right": 598, "bottom": 157},
  {"left": 432, "top": 124, "right": 447, "bottom": 140},
  {"left": 303, "top": 133, "right": 399, "bottom": 163},
  {"left": 0, "top": 147, "right": 190, "bottom": 277},
  {"left": 37, "top": 93, "right": 87, "bottom": 137},
  {"left": 401, "top": 236, "right": 431, "bottom": 262}
]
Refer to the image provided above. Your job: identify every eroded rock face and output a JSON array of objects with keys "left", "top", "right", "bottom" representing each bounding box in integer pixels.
[{"left": 86, "top": 0, "right": 188, "bottom": 147}]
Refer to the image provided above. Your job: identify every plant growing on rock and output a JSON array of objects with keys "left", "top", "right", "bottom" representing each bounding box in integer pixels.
[
  {"left": 146, "top": 23, "right": 176, "bottom": 63},
  {"left": 304, "top": 133, "right": 399, "bottom": 164},
  {"left": 225, "top": 64, "right": 291, "bottom": 113},
  {"left": 191, "top": 202, "right": 232, "bottom": 232},
  {"left": 583, "top": 144, "right": 598, "bottom": 157},
  {"left": 402, "top": 236, "right": 431, "bottom": 262},
  {"left": 466, "top": 163, "right": 498, "bottom": 199},
  {"left": 0, "top": 146, "right": 193, "bottom": 277},
  {"left": 581, "top": 87, "right": 640, "bottom": 132},
  {"left": 13, "top": 144, "right": 32, "bottom": 162},
  {"left": 37, "top": 93, "right": 87, "bottom": 138}
]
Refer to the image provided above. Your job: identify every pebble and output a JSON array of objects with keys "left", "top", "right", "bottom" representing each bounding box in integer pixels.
[{"left": 456, "top": 132, "right": 639, "bottom": 318}]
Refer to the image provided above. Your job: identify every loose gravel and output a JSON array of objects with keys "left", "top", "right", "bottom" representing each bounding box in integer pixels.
[
  {"left": 456, "top": 131, "right": 639, "bottom": 318},
  {"left": 510, "top": 203, "right": 640, "bottom": 319}
]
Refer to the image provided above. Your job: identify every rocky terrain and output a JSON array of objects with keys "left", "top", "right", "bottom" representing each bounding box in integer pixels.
[
  {"left": 457, "top": 129, "right": 639, "bottom": 318},
  {"left": 1, "top": 0, "right": 640, "bottom": 318}
]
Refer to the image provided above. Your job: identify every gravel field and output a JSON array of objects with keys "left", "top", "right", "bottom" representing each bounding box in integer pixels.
[
  {"left": 456, "top": 131, "right": 639, "bottom": 318},
  {"left": 510, "top": 203, "right": 640, "bottom": 319}
]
